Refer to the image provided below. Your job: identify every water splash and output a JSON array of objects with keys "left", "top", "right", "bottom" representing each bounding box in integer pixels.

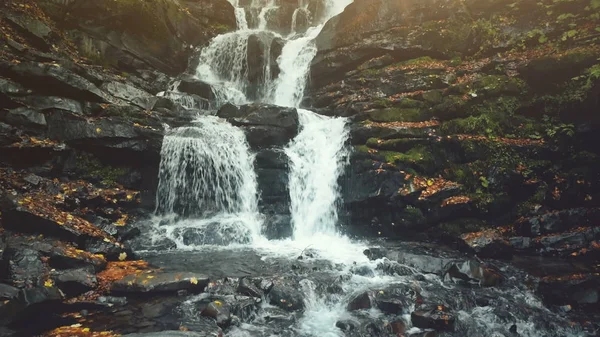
[
  {"left": 285, "top": 109, "right": 349, "bottom": 239},
  {"left": 155, "top": 116, "right": 260, "bottom": 225}
]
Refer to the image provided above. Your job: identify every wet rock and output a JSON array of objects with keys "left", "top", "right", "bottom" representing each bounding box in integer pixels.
[
  {"left": 363, "top": 247, "right": 388, "bottom": 260},
  {"left": 176, "top": 78, "right": 214, "bottom": 101},
  {"left": 0, "top": 327, "right": 17, "bottom": 337},
  {"left": 443, "top": 260, "right": 503, "bottom": 287},
  {"left": 201, "top": 300, "right": 232, "bottom": 328},
  {"left": 0, "top": 284, "right": 19, "bottom": 300},
  {"left": 347, "top": 291, "right": 374, "bottom": 311},
  {"left": 411, "top": 304, "right": 456, "bottom": 332},
  {"left": 14, "top": 95, "right": 84, "bottom": 114},
  {"left": 238, "top": 277, "right": 263, "bottom": 298},
  {"left": 5, "top": 235, "right": 107, "bottom": 272},
  {"left": 460, "top": 230, "right": 513, "bottom": 259},
  {"left": 101, "top": 81, "right": 158, "bottom": 110},
  {"left": 112, "top": 272, "right": 209, "bottom": 295},
  {"left": 217, "top": 103, "right": 299, "bottom": 149},
  {"left": 376, "top": 260, "right": 414, "bottom": 276},
  {"left": 374, "top": 285, "right": 412, "bottom": 314},
  {"left": 7, "top": 61, "right": 109, "bottom": 102},
  {"left": 269, "top": 281, "right": 305, "bottom": 311},
  {"left": 515, "top": 208, "right": 599, "bottom": 236},
  {"left": 4, "top": 12, "right": 52, "bottom": 46},
  {"left": 227, "top": 295, "right": 260, "bottom": 321},
  {"left": 0, "top": 107, "right": 47, "bottom": 130},
  {"left": 0, "top": 286, "right": 63, "bottom": 326},
  {"left": 50, "top": 267, "right": 98, "bottom": 297},
  {"left": 179, "top": 315, "right": 223, "bottom": 336},
  {"left": 535, "top": 227, "right": 600, "bottom": 257},
  {"left": 121, "top": 332, "right": 220, "bottom": 337},
  {"left": 4, "top": 248, "right": 46, "bottom": 288},
  {"left": 538, "top": 273, "right": 600, "bottom": 306}
]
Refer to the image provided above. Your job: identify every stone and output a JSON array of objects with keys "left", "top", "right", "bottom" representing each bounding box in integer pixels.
[
  {"left": 121, "top": 332, "right": 220, "bottom": 337},
  {"left": 7, "top": 62, "right": 109, "bottom": 102},
  {"left": 111, "top": 272, "right": 209, "bottom": 294},
  {"left": 411, "top": 304, "right": 456, "bottom": 332},
  {"left": 14, "top": 95, "right": 84, "bottom": 114},
  {"left": 201, "top": 300, "right": 232, "bottom": 328},
  {"left": 238, "top": 277, "right": 263, "bottom": 298},
  {"left": 0, "top": 107, "right": 47, "bottom": 129},
  {"left": 50, "top": 267, "right": 98, "bottom": 297},
  {"left": 4, "top": 248, "right": 46, "bottom": 288},
  {"left": 0, "top": 283, "right": 19, "bottom": 300},
  {"left": 269, "top": 281, "right": 305, "bottom": 311},
  {"left": 442, "top": 260, "right": 503, "bottom": 287},
  {"left": 347, "top": 291, "right": 374, "bottom": 311},
  {"left": 101, "top": 81, "right": 158, "bottom": 110},
  {"left": 217, "top": 103, "right": 299, "bottom": 149},
  {"left": 177, "top": 77, "right": 215, "bottom": 101},
  {"left": 0, "top": 286, "right": 63, "bottom": 326},
  {"left": 460, "top": 230, "right": 513, "bottom": 259}
]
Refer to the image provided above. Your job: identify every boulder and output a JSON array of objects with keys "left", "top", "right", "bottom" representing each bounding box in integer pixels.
[
  {"left": 0, "top": 107, "right": 47, "bottom": 130},
  {"left": 0, "top": 286, "right": 63, "bottom": 326},
  {"left": 176, "top": 78, "right": 215, "bottom": 101},
  {"left": 50, "top": 267, "right": 98, "bottom": 297},
  {"left": 269, "top": 280, "right": 305, "bottom": 311},
  {"left": 112, "top": 272, "right": 209, "bottom": 294},
  {"left": 37, "top": 0, "right": 237, "bottom": 75},
  {"left": 6, "top": 62, "right": 110, "bottom": 102},
  {"left": 442, "top": 260, "right": 503, "bottom": 287},
  {"left": 201, "top": 300, "right": 232, "bottom": 328},
  {"left": 0, "top": 284, "right": 19, "bottom": 301},
  {"left": 122, "top": 332, "right": 221, "bottom": 337},
  {"left": 4, "top": 235, "right": 107, "bottom": 272},
  {"left": 460, "top": 230, "right": 513, "bottom": 259},
  {"left": 238, "top": 277, "right": 263, "bottom": 298},
  {"left": 347, "top": 291, "right": 374, "bottom": 311},
  {"left": 411, "top": 304, "right": 456, "bottom": 332},
  {"left": 217, "top": 104, "right": 299, "bottom": 149},
  {"left": 101, "top": 81, "right": 158, "bottom": 110},
  {"left": 3, "top": 248, "right": 47, "bottom": 289},
  {"left": 12, "top": 95, "right": 84, "bottom": 114}
]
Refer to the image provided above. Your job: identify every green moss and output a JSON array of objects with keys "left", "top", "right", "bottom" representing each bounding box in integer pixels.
[
  {"left": 75, "top": 153, "right": 128, "bottom": 187},
  {"left": 397, "top": 98, "right": 425, "bottom": 109},
  {"left": 355, "top": 145, "right": 371, "bottom": 153},
  {"left": 401, "top": 205, "right": 426, "bottom": 225},
  {"left": 441, "top": 114, "right": 503, "bottom": 137},
  {"left": 472, "top": 75, "right": 527, "bottom": 96},
  {"left": 369, "top": 108, "right": 425, "bottom": 122},
  {"left": 422, "top": 90, "right": 444, "bottom": 104},
  {"left": 430, "top": 95, "right": 469, "bottom": 120},
  {"left": 439, "top": 218, "right": 488, "bottom": 236}
]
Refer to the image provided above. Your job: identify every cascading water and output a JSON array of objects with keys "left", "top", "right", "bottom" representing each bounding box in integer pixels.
[
  {"left": 154, "top": 116, "right": 262, "bottom": 246},
  {"left": 286, "top": 110, "right": 349, "bottom": 239},
  {"left": 146, "top": 1, "right": 588, "bottom": 336}
]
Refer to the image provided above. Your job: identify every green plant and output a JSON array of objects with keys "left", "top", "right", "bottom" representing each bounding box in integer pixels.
[{"left": 542, "top": 115, "right": 575, "bottom": 138}]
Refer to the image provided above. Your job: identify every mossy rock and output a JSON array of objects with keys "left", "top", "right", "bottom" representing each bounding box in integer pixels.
[
  {"left": 368, "top": 108, "right": 426, "bottom": 122},
  {"left": 472, "top": 75, "right": 527, "bottom": 96},
  {"left": 366, "top": 138, "right": 431, "bottom": 152},
  {"left": 439, "top": 218, "right": 488, "bottom": 236},
  {"left": 430, "top": 96, "right": 469, "bottom": 121},
  {"left": 386, "top": 145, "right": 437, "bottom": 173},
  {"left": 421, "top": 90, "right": 444, "bottom": 104},
  {"left": 397, "top": 98, "right": 425, "bottom": 109},
  {"left": 522, "top": 49, "right": 599, "bottom": 88}
]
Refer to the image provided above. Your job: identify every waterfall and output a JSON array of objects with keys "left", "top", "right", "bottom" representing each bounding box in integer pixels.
[
  {"left": 286, "top": 110, "right": 349, "bottom": 239},
  {"left": 155, "top": 117, "right": 262, "bottom": 243}
]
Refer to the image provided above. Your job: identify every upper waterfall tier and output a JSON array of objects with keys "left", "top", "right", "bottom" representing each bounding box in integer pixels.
[{"left": 193, "top": 0, "right": 352, "bottom": 107}]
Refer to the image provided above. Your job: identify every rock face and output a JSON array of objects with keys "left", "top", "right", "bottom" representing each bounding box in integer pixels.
[{"left": 308, "top": 0, "right": 600, "bottom": 255}]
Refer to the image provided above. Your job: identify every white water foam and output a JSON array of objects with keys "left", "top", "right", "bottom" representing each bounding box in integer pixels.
[
  {"left": 285, "top": 109, "right": 349, "bottom": 239},
  {"left": 155, "top": 116, "right": 262, "bottom": 243}
]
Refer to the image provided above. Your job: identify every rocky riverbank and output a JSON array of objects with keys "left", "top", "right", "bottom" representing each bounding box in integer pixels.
[{"left": 1, "top": 0, "right": 599, "bottom": 336}]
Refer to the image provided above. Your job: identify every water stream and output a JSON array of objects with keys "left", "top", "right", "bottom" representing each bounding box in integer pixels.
[{"left": 144, "top": 1, "right": 589, "bottom": 336}]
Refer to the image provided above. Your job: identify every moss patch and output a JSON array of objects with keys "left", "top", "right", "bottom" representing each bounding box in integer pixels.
[
  {"left": 74, "top": 153, "right": 128, "bottom": 187},
  {"left": 369, "top": 108, "right": 425, "bottom": 122}
]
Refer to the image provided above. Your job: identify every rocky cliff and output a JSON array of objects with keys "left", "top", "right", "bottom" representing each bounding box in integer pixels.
[{"left": 309, "top": 0, "right": 600, "bottom": 258}]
